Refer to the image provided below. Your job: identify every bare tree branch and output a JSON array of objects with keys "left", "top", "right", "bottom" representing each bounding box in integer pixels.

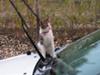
[
  {"left": 22, "top": 0, "right": 41, "bottom": 41},
  {"left": 35, "top": 0, "right": 41, "bottom": 41}
]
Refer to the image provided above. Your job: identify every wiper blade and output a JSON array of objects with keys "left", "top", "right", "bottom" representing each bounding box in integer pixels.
[{"left": 9, "top": 0, "right": 45, "bottom": 61}]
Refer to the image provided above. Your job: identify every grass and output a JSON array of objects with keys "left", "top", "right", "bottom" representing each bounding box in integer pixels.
[{"left": 0, "top": 0, "right": 99, "bottom": 40}]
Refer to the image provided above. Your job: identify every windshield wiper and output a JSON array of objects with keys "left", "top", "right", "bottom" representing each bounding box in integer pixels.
[{"left": 9, "top": 0, "right": 45, "bottom": 61}]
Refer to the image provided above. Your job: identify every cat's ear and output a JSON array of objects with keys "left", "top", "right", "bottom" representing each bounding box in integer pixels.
[{"left": 45, "top": 16, "right": 51, "bottom": 23}]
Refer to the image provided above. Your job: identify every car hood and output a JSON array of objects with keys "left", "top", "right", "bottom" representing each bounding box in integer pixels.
[{"left": 0, "top": 53, "right": 40, "bottom": 75}]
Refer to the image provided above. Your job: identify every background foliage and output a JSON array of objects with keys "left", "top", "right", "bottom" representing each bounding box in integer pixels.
[{"left": 0, "top": 0, "right": 99, "bottom": 41}]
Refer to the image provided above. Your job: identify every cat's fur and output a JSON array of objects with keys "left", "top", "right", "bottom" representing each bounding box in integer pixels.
[{"left": 37, "top": 18, "right": 56, "bottom": 58}]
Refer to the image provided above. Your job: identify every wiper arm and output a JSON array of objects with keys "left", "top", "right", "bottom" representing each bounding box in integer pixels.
[{"left": 9, "top": 0, "right": 45, "bottom": 61}]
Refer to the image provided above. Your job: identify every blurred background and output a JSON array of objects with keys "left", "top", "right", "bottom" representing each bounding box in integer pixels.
[{"left": 0, "top": 0, "right": 100, "bottom": 59}]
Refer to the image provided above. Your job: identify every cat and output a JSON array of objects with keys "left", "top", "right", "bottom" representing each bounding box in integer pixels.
[{"left": 37, "top": 17, "right": 56, "bottom": 58}]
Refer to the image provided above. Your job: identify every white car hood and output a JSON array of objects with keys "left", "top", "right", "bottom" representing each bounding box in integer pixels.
[{"left": 0, "top": 53, "right": 40, "bottom": 75}]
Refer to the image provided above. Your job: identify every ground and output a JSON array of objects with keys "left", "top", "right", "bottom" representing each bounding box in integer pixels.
[{"left": 0, "top": 27, "right": 98, "bottom": 59}]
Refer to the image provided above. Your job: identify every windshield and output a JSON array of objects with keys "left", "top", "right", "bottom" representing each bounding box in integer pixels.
[{"left": 55, "top": 40, "right": 100, "bottom": 75}]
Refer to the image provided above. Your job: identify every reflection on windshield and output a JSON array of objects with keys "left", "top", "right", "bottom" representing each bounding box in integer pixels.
[
  {"left": 76, "top": 41, "right": 100, "bottom": 75},
  {"left": 55, "top": 41, "right": 100, "bottom": 75},
  {"left": 55, "top": 59, "right": 78, "bottom": 75},
  {"left": 72, "top": 41, "right": 100, "bottom": 75}
]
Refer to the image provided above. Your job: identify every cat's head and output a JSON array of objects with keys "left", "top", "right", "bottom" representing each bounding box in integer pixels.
[{"left": 41, "top": 17, "right": 51, "bottom": 29}]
